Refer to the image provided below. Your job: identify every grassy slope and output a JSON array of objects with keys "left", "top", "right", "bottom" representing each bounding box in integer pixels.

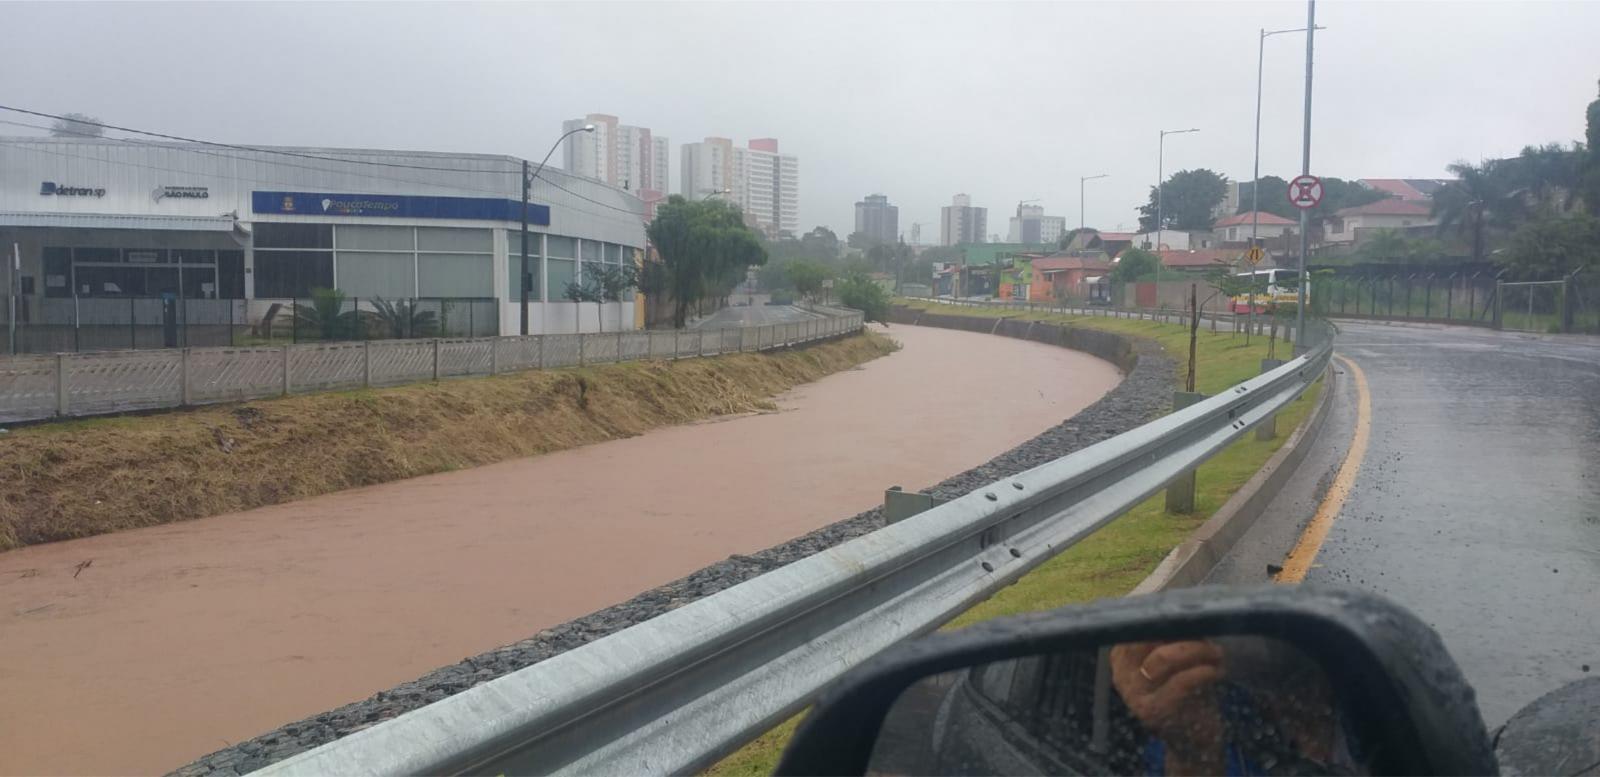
[
  {"left": 0, "top": 333, "right": 897, "bottom": 551},
  {"left": 704, "top": 301, "right": 1323, "bottom": 776}
]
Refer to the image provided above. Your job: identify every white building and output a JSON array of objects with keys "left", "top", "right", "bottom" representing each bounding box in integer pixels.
[
  {"left": 680, "top": 137, "right": 798, "bottom": 238},
  {"left": 940, "top": 194, "right": 987, "bottom": 246},
  {"left": 1007, "top": 204, "right": 1065, "bottom": 244},
  {"left": 562, "top": 114, "right": 668, "bottom": 195},
  {"left": 1, "top": 136, "right": 646, "bottom": 349},
  {"left": 1321, "top": 199, "right": 1435, "bottom": 246}
]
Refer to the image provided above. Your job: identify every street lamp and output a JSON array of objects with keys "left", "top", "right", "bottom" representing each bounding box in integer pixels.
[
  {"left": 1079, "top": 174, "right": 1108, "bottom": 234},
  {"left": 521, "top": 123, "right": 595, "bottom": 335},
  {"left": 1156, "top": 128, "right": 1199, "bottom": 291},
  {"left": 1246, "top": 25, "right": 1319, "bottom": 335},
  {"left": 699, "top": 188, "right": 732, "bottom": 201}
]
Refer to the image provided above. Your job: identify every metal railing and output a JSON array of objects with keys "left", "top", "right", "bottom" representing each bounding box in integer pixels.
[
  {"left": 253, "top": 321, "right": 1333, "bottom": 777},
  {"left": 0, "top": 296, "right": 502, "bottom": 355},
  {"left": 0, "top": 310, "right": 865, "bottom": 425},
  {"left": 913, "top": 296, "right": 1317, "bottom": 344}
]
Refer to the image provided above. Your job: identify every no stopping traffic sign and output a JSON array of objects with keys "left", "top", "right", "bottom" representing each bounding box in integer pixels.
[{"left": 1288, "top": 174, "right": 1323, "bottom": 210}]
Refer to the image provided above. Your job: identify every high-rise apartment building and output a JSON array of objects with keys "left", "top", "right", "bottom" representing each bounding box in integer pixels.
[
  {"left": 854, "top": 194, "right": 899, "bottom": 244},
  {"left": 940, "top": 194, "right": 988, "bottom": 246},
  {"left": 561, "top": 114, "right": 669, "bottom": 194},
  {"left": 681, "top": 136, "right": 799, "bottom": 238},
  {"left": 1008, "top": 204, "right": 1066, "bottom": 244}
]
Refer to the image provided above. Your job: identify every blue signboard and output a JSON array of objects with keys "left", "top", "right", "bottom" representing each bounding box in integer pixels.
[{"left": 252, "top": 191, "right": 550, "bottom": 225}]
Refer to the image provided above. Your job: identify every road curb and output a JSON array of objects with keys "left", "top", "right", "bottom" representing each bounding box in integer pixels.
[{"left": 1131, "top": 361, "right": 1339, "bottom": 594}]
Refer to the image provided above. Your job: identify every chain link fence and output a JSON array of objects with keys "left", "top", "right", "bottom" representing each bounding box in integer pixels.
[{"left": 0, "top": 310, "right": 866, "bottom": 424}]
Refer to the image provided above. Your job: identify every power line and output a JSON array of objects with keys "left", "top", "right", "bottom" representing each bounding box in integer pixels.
[{"left": 0, "top": 104, "right": 521, "bottom": 174}]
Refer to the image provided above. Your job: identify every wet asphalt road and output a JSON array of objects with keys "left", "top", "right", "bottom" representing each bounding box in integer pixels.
[{"left": 1208, "top": 320, "right": 1600, "bottom": 726}]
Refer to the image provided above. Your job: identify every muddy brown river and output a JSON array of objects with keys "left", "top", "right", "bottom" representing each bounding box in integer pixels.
[{"left": 0, "top": 324, "right": 1120, "bottom": 775}]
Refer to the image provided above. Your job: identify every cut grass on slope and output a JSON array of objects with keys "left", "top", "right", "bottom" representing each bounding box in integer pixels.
[
  {"left": 0, "top": 332, "right": 897, "bottom": 551},
  {"left": 704, "top": 307, "right": 1325, "bottom": 776}
]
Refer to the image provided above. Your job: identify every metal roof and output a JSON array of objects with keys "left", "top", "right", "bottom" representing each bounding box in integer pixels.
[{"left": 0, "top": 211, "right": 238, "bottom": 231}]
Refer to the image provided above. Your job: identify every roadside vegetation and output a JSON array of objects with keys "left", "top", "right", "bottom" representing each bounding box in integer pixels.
[
  {"left": 705, "top": 302, "right": 1325, "bottom": 776},
  {"left": 0, "top": 333, "right": 897, "bottom": 551}
]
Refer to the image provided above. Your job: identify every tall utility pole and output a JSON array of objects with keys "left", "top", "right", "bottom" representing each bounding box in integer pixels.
[
  {"left": 1080, "top": 174, "right": 1108, "bottom": 234},
  {"left": 520, "top": 159, "right": 531, "bottom": 336},
  {"left": 1295, "top": 1, "right": 1317, "bottom": 351},
  {"left": 1156, "top": 128, "right": 1199, "bottom": 293}
]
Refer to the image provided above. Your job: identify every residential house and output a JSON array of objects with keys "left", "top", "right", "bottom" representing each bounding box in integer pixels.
[
  {"left": 1321, "top": 199, "right": 1434, "bottom": 246},
  {"left": 1359, "top": 178, "right": 1450, "bottom": 203},
  {"left": 1133, "top": 229, "right": 1217, "bottom": 251},
  {"left": 1213, "top": 211, "right": 1297, "bottom": 244},
  {"left": 1155, "top": 248, "right": 1240, "bottom": 274},
  {"left": 997, "top": 256, "right": 1036, "bottom": 301},
  {"left": 1033, "top": 254, "right": 1114, "bottom": 301}
]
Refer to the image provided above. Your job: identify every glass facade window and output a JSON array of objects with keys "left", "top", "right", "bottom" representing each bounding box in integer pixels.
[
  {"left": 547, "top": 258, "right": 577, "bottom": 297},
  {"left": 256, "top": 223, "right": 333, "bottom": 249},
  {"left": 546, "top": 235, "right": 576, "bottom": 258},
  {"left": 336, "top": 252, "right": 416, "bottom": 298},
  {"left": 256, "top": 251, "right": 334, "bottom": 298},
  {"left": 580, "top": 240, "right": 601, "bottom": 261},
  {"left": 335, "top": 224, "right": 414, "bottom": 251},
  {"left": 418, "top": 227, "right": 492, "bottom": 253},
  {"left": 419, "top": 254, "right": 493, "bottom": 298}
]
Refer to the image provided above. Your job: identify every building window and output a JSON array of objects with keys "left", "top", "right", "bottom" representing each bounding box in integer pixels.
[
  {"left": 256, "top": 251, "right": 334, "bottom": 298},
  {"left": 507, "top": 230, "right": 543, "bottom": 300}
]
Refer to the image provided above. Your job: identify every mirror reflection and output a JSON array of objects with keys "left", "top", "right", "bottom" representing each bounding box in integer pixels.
[{"left": 868, "top": 636, "right": 1367, "bottom": 776}]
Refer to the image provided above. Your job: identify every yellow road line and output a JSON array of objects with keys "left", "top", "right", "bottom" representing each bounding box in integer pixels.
[{"left": 1275, "top": 355, "right": 1372, "bottom": 583}]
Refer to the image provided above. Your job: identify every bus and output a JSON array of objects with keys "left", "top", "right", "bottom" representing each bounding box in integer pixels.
[{"left": 1230, "top": 268, "right": 1308, "bottom": 314}]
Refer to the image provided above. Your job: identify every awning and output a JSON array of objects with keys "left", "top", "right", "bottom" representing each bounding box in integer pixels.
[{"left": 0, "top": 212, "right": 238, "bottom": 232}]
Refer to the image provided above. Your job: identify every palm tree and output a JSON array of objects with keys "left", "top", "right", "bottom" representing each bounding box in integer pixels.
[
  {"left": 369, "top": 297, "right": 438, "bottom": 339},
  {"left": 1359, "top": 228, "right": 1409, "bottom": 266},
  {"left": 1432, "top": 160, "right": 1511, "bottom": 264},
  {"left": 293, "top": 287, "right": 362, "bottom": 340}
]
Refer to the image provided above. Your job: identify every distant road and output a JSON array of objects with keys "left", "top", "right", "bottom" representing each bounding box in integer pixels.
[
  {"left": 1209, "top": 320, "right": 1600, "bottom": 725},
  {"left": 0, "top": 324, "right": 1120, "bottom": 775},
  {"left": 689, "top": 300, "right": 818, "bottom": 328}
]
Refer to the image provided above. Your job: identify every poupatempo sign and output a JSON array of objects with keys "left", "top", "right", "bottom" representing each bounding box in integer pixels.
[{"left": 39, "top": 181, "right": 105, "bottom": 197}]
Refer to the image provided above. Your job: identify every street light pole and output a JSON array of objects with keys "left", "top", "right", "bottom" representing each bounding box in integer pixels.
[
  {"left": 1156, "top": 128, "right": 1199, "bottom": 297},
  {"left": 1079, "top": 173, "right": 1108, "bottom": 234},
  {"left": 1295, "top": 1, "right": 1317, "bottom": 351},
  {"left": 1250, "top": 23, "right": 1321, "bottom": 337},
  {"left": 522, "top": 123, "right": 596, "bottom": 335}
]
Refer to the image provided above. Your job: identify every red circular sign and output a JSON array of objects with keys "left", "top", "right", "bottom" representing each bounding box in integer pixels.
[{"left": 1287, "top": 174, "right": 1323, "bottom": 210}]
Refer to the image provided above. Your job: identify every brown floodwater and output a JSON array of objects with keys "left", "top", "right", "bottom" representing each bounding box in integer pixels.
[{"left": 0, "top": 324, "right": 1120, "bottom": 775}]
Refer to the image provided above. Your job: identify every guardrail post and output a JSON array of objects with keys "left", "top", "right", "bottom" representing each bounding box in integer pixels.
[
  {"left": 55, "top": 354, "right": 68, "bottom": 416},
  {"left": 281, "top": 345, "right": 291, "bottom": 396},
  {"left": 180, "top": 347, "right": 192, "bottom": 405},
  {"left": 1255, "top": 359, "right": 1286, "bottom": 441},
  {"left": 1164, "top": 391, "right": 1207, "bottom": 514},
  {"left": 362, "top": 341, "right": 372, "bottom": 387},
  {"left": 432, "top": 339, "right": 440, "bottom": 381}
]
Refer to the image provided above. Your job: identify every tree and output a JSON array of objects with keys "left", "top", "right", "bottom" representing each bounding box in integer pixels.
[
  {"left": 294, "top": 287, "right": 361, "bottom": 340},
  {"left": 800, "top": 227, "right": 841, "bottom": 261},
  {"left": 646, "top": 195, "right": 769, "bottom": 327},
  {"left": 1358, "top": 228, "right": 1410, "bottom": 264},
  {"left": 786, "top": 260, "right": 830, "bottom": 301},
  {"left": 1113, "top": 247, "right": 1160, "bottom": 282},
  {"left": 846, "top": 231, "right": 880, "bottom": 251},
  {"left": 1585, "top": 80, "right": 1600, "bottom": 216},
  {"left": 50, "top": 113, "right": 105, "bottom": 138},
  {"left": 593, "top": 264, "right": 638, "bottom": 332},
  {"left": 1237, "top": 175, "right": 1387, "bottom": 223},
  {"left": 1137, "top": 169, "right": 1229, "bottom": 232},
  {"left": 1431, "top": 159, "right": 1515, "bottom": 264},
  {"left": 563, "top": 275, "right": 604, "bottom": 330},
  {"left": 1504, "top": 211, "right": 1600, "bottom": 280},
  {"left": 836, "top": 269, "right": 890, "bottom": 323}
]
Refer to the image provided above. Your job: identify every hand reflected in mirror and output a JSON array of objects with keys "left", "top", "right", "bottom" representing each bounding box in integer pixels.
[{"left": 1109, "top": 640, "right": 1226, "bottom": 774}]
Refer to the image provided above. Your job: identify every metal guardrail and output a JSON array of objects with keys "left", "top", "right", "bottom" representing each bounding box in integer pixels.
[
  {"left": 253, "top": 323, "right": 1333, "bottom": 777},
  {"left": 0, "top": 311, "right": 864, "bottom": 425}
]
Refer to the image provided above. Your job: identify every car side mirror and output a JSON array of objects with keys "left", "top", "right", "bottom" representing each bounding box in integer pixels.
[{"left": 776, "top": 585, "right": 1494, "bottom": 776}]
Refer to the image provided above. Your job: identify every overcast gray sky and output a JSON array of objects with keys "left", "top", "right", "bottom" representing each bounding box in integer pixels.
[{"left": 3, "top": 1, "right": 1597, "bottom": 238}]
